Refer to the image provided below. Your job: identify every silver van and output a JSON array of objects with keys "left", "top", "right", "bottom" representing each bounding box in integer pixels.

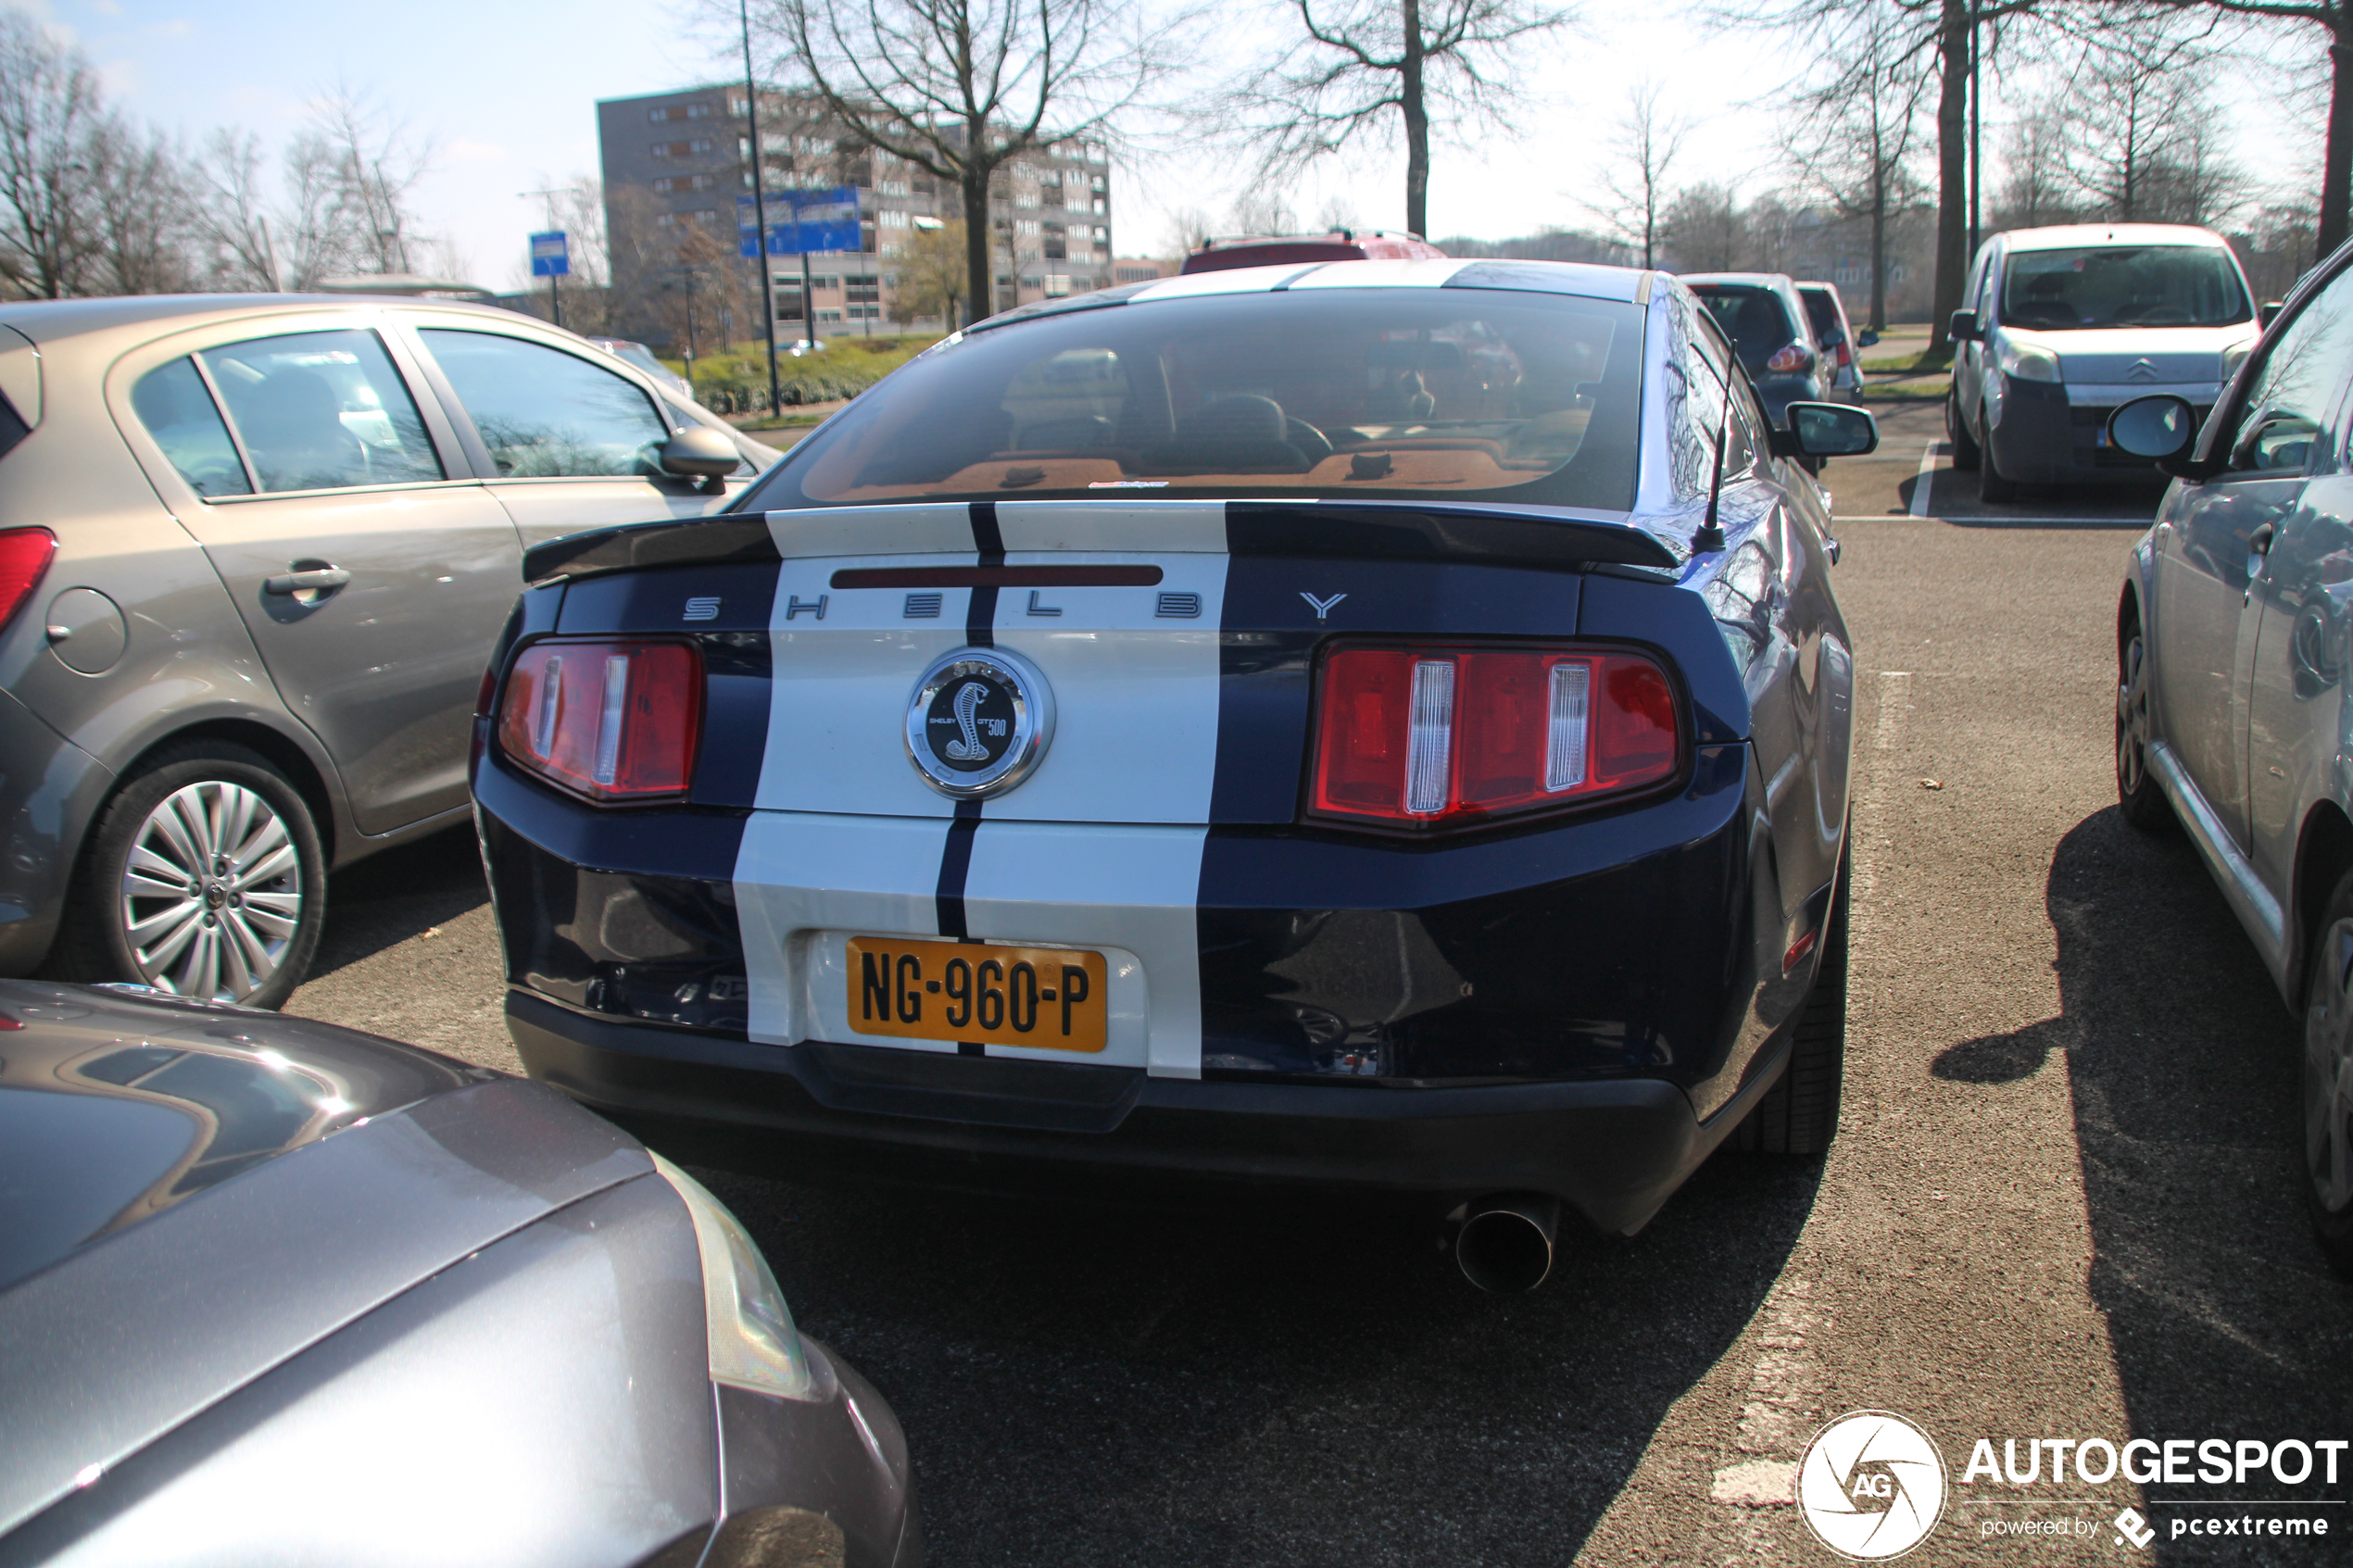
[
  {"left": 0, "top": 295, "right": 775, "bottom": 1006},
  {"left": 1946, "top": 222, "right": 2264, "bottom": 502}
]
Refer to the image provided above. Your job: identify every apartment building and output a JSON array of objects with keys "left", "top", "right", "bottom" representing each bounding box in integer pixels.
[{"left": 597, "top": 84, "right": 1117, "bottom": 338}]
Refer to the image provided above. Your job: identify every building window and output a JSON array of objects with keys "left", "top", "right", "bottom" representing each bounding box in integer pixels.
[
  {"left": 847, "top": 305, "right": 882, "bottom": 320},
  {"left": 655, "top": 212, "right": 680, "bottom": 229},
  {"left": 1090, "top": 174, "right": 1106, "bottom": 193},
  {"left": 1015, "top": 220, "right": 1039, "bottom": 237},
  {"left": 1092, "top": 225, "right": 1109, "bottom": 243},
  {"left": 687, "top": 101, "right": 715, "bottom": 119},
  {"left": 648, "top": 107, "right": 672, "bottom": 123},
  {"left": 877, "top": 209, "right": 911, "bottom": 229},
  {"left": 650, "top": 173, "right": 719, "bottom": 194},
  {"left": 724, "top": 95, "right": 745, "bottom": 117},
  {"left": 878, "top": 180, "right": 910, "bottom": 197},
  {"left": 817, "top": 307, "right": 844, "bottom": 322},
  {"left": 1092, "top": 199, "right": 1106, "bottom": 215}
]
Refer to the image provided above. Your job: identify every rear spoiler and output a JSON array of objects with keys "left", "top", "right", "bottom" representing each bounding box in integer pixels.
[{"left": 522, "top": 498, "right": 1680, "bottom": 585}]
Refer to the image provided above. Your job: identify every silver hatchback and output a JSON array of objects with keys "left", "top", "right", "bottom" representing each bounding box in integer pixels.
[{"left": 0, "top": 295, "right": 775, "bottom": 1006}]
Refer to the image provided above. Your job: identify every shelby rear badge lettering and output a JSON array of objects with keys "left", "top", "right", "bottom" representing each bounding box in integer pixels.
[
  {"left": 1302, "top": 592, "right": 1347, "bottom": 620},
  {"left": 905, "top": 646, "right": 1056, "bottom": 799}
]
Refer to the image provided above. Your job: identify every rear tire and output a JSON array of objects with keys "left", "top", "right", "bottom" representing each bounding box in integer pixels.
[
  {"left": 2115, "top": 616, "right": 2173, "bottom": 833},
  {"left": 1947, "top": 392, "right": 1981, "bottom": 470},
  {"left": 1736, "top": 848, "right": 1849, "bottom": 1156},
  {"left": 52, "top": 741, "right": 327, "bottom": 1010},
  {"left": 1978, "top": 406, "right": 2020, "bottom": 502},
  {"left": 2300, "top": 873, "right": 2353, "bottom": 1280}
]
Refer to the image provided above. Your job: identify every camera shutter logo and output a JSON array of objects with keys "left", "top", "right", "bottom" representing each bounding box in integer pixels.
[{"left": 1797, "top": 1410, "right": 1947, "bottom": 1560}]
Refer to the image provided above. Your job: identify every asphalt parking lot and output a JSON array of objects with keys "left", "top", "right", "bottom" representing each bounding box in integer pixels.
[{"left": 286, "top": 402, "right": 2353, "bottom": 1564}]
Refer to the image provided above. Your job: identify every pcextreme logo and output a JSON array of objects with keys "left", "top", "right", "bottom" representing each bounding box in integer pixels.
[{"left": 1799, "top": 1410, "right": 1949, "bottom": 1560}]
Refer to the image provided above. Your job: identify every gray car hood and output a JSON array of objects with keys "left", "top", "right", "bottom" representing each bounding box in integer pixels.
[{"left": 0, "top": 983, "right": 652, "bottom": 1536}]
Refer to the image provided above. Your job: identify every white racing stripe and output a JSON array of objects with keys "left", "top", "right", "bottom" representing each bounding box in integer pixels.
[
  {"left": 763, "top": 503, "right": 975, "bottom": 558},
  {"left": 982, "top": 554, "right": 1228, "bottom": 824},
  {"left": 962, "top": 821, "right": 1208, "bottom": 1075},
  {"left": 735, "top": 811, "right": 954, "bottom": 1047}
]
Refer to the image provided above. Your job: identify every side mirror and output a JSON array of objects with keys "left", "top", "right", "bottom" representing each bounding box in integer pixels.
[
  {"left": 659, "top": 426, "right": 741, "bottom": 493},
  {"left": 1785, "top": 401, "right": 1880, "bottom": 458},
  {"left": 2107, "top": 395, "right": 2197, "bottom": 462},
  {"left": 1857, "top": 328, "right": 1881, "bottom": 348},
  {"left": 1948, "top": 310, "right": 1981, "bottom": 343},
  {"left": 2260, "top": 301, "right": 2285, "bottom": 329}
]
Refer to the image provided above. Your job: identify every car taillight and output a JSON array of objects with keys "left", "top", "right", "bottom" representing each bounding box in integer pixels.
[
  {"left": 496, "top": 639, "right": 703, "bottom": 801},
  {"left": 1835, "top": 341, "right": 1854, "bottom": 369},
  {"left": 1309, "top": 643, "right": 1681, "bottom": 828},
  {"left": 0, "top": 527, "right": 57, "bottom": 635},
  {"left": 1767, "top": 343, "right": 1812, "bottom": 374}
]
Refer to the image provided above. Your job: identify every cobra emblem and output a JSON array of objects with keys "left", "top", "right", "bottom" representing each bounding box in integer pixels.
[{"left": 941, "top": 681, "right": 990, "bottom": 760}]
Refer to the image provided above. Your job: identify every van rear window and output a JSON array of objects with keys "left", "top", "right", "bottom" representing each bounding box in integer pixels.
[{"left": 744, "top": 287, "right": 1645, "bottom": 512}]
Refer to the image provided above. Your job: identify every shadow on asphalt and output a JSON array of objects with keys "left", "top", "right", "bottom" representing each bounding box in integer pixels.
[
  {"left": 694, "top": 1140, "right": 1821, "bottom": 1565},
  {"left": 1933, "top": 809, "right": 2352, "bottom": 1559},
  {"left": 308, "top": 825, "right": 488, "bottom": 984}
]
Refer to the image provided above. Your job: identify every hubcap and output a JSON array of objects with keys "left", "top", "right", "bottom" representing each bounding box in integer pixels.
[
  {"left": 2117, "top": 633, "right": 2152, "bottom": 796},
  {"left": 2308, "top": 919, "right": 2353, "bottom": 1216},
  {"left": 119, "top": 781, "right": 302, "bottom": 1003}
]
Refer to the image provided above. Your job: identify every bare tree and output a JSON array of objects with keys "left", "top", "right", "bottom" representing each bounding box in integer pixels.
[
  {"left": 0, "top": 13, "right": 106, "bottom": 298},
  {"left": 1992, "top": 100, "right": 2074, "bottom": 227},
  {"left": 187, "top": 131, "right": 284, "bottom": 290},
  {"left": 893, "top": 218, "right": 969, "bottom": 323},
  {"left": 1164, "top": 204, "right": 1214, "bottom": 257},
  {"left": 306, "top": 88, "right": 436, "bottom": 276},
  {"left": 1781, "top": 0, "right": 1926, "bottom": 329},
  {"left": 2120, "top": 0, "right": 2353, "bottom": 257},
  {"left": 1662, "top": 182, "right": 1743, "bottom": 271},
  {"left": 1314, "top": 192, "right": 1364, "bottom": 232},
  {"left": 85, "top": 117, "right": 195, "bottom": 295},
  {"left": 1227, "top": 189, "right": 1300, "bottom": 233},
  {"left": 1212, "top": 0, "right": 1578, "bottom": 237},
  {"left": 1583, "top": 81, "right": 1690, "bottom": 270},
  {"left": 760, "top": 0, "right": 1178, "bottom": 325}
]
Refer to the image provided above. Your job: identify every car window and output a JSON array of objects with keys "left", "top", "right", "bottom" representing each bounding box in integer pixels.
[
  {"left": 422, "top": 330, "right": 671, "bottom": 479},
  {"left": 195, "top": 330, "right": 442, "bottom": 494},
  {"left": 1725, "top": 367, "right": 1769, "bottom": 475},
  {"left": 2000, "top": 245, "right": 2249, "bottom": 332},
  {"left": 1687, "top": 285, "right": 1798, "bottom": 371},
  {"left": 745, "top": 287, "right": 1646, "bottom": 510},
  {"left": 131, "top": 357, "right": 253, "bottom": 498},
  {"left": 1799, "top": 290, "right": 1843, "bottom": 345},
  {"left": 2221, "top": 263, "right": 2353, "bottom": 475}
]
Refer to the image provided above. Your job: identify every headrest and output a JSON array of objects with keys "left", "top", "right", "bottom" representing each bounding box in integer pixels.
[{"left": 1176, "top": 395, "right": 1284, "bottom": 443}]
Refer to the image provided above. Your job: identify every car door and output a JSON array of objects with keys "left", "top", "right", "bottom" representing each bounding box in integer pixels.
[
  {"left": 2236, "top": 259, "right": 2353, "bottom": 897},
  {"left": 1955, "top": 243, "right": 1995, "bottom": 428},
  {"left": 403, "top": 322, "right": 754, "bottom": 551},
  {"left": 114, "top": 316, "right": 522, "bottom": 837}
]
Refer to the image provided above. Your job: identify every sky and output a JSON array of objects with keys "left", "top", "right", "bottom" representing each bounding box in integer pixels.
[{"left": 19, "top": 0, "right": 2329, "bottom": 293}]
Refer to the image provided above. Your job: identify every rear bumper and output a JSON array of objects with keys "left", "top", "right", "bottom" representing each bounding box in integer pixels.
[{"left": 507, "top": 987, "right": 1777, "bottom": 1236}]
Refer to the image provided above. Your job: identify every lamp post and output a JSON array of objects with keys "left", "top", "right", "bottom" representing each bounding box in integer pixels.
[{"left": 740, "top": 0, "right": 784, "bottom": 420}]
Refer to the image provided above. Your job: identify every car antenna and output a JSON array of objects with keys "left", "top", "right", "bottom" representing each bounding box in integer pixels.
[{"left": 1692, "top": 379, "right": 1730, "bottom": 555}]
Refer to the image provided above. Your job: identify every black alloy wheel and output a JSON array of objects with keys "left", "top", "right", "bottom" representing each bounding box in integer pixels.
[
  {"left": 1735, "top": 846, "right": 1850, "bottom": 1156},
  {"left": 2301, "top": 872, "right": 2353, "bottom": 1279},
  {"left": 2114, "top": 619, "right": 2173, "bottom": 832},
  {"left": 53, "top": 740, "right": 328, "bottom": 1009}
]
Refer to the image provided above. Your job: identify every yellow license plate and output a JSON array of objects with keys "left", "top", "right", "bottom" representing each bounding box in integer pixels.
[{"left": 846, "top": 936, "right": 1109, "bottom": 1053}]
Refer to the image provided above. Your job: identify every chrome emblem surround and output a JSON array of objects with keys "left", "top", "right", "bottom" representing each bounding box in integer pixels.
[{"left": 904, "top": 646, "right": 1056, "bottom": 799}]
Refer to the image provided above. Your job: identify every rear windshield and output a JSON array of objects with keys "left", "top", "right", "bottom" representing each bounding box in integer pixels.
[
  {"left": 1687, "top": 285, "right": 1801, "bottom": 370},
  {"left": 2000, "top": 246, "right": 2250, "bottom": 331},
  {"left": 742, "top": 287, "right": 1646, "bottom": 511}
]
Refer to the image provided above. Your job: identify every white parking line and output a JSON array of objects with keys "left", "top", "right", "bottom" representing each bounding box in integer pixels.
[{"left": 1908, "top": 441, "right": 1945, "bottom": 518}]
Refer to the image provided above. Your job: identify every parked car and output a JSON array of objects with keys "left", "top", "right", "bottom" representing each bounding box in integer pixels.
[
  {"left": 0, "top": 295, "right": 779, "bottom": 1009},
  {"left": 589, "top": 334, "right": 695, "bottom": 397},
  {"left": 2108, "top": 235, "right": 2353, "bottom": 1278},
  {"left": 0, "top": 979, "right": 919, "bottom": 1565},
  {"left": 1950, "top": 222, "right": 2263, "bottom": 502},
  {"left": 467, "top": 257, "right": 1878, "bottom": 1293},
  {"left": 1680, "top": 272, "right": 1832, "bottom": 428},
  {"left": 1796, "top": 281, "right": 1877, "bottom": 402},
  {"left": 1183, "top": 230, "right": 1446, "bottom": 275}
]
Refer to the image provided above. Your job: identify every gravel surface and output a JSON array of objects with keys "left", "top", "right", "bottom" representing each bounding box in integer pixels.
[{"left": 287, "top": 418, "right": 2353, "bottom": 1563}]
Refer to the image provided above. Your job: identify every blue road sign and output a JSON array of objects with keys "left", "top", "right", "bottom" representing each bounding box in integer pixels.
[
  {"left": 529, "top": 232, "right": 570, "bottom": 278},
  {"left": 738, "top": 188, "right": 862, "bottom": 257}
]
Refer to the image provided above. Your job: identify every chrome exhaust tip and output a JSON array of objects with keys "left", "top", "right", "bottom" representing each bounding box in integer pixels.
[{"left": 1453, "top": 1194, "right": 1562, "bottom": 1293}]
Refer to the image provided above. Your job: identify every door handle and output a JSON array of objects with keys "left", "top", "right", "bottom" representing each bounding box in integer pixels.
[{"left": 264, "top": 566, "right": 351, "bottom": 596}]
